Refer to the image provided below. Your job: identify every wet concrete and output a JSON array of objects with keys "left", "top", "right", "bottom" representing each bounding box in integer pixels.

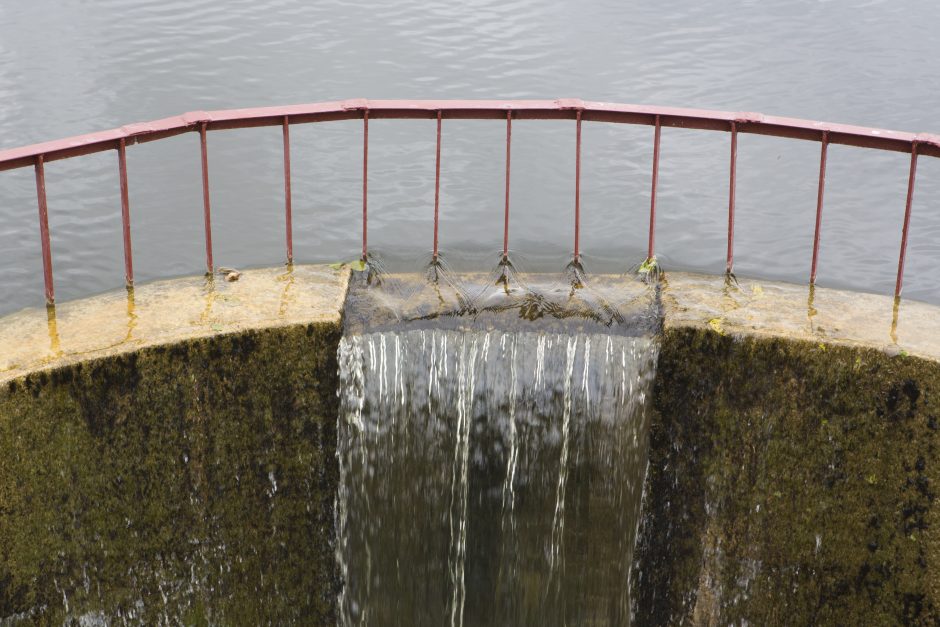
[
  {"left": 638, "top": 325, "right": 940, "bottom": 625},
  {"left": 639, "top": 273, "right": 940, "bottom": 625},
  {"left": 341, "top": 270, "right": 658, "bottom": 336}
]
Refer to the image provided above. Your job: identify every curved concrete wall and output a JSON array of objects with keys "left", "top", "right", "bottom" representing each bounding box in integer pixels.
[
  {"left": 0, "top": 265, "right": 349, "bottom": 623},
  {"left": 636, "top": 328, "right": 940, "bottom": 625},
  {"left": 2, "top": 265, "right": 939, "bottom": 623}
]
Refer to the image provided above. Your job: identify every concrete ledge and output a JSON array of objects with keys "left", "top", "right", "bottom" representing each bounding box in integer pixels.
[
  {"left": 4, "top": 269, "right": 937, "bottom": 388},
  {"left": 0, "top": 264, "right": 349, "bottom": 386},
  {"left": 0, "top": 267, "right": 351, "bottom": 623},
  {"left": 663, "top": 272, "right": 940, "bottom": 362},
  {"left": 0, "top": 264, "right": 349, "bottom": 622},
  {"left": 638, "top": 273, "right": 940, "bottom": 625}
]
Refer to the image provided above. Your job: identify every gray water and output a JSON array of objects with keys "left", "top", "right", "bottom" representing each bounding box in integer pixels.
[
  {"left": 337, "top": 328, "right": 658, "bottom": 625},
  {"left": 1, "top": 0, "right": 939, "bottom": 313}
]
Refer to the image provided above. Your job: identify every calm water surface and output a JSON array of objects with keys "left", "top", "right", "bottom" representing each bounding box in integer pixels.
[{"left": 1, "top": 0, "right": 939, "bottom": 313}]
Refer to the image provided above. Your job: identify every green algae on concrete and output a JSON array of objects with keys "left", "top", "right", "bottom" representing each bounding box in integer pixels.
[
  {"left": 635, "top": 284, "right": 940, "bottom": 624},
  {"left": 0, "top": 324, "right": 342, "bottom": 624},
  {"left": 0, "top": 265, "right": 349, "bottom": 624},
  {"left": 4, "top": 265, "right": 940, "bottom": 623}
]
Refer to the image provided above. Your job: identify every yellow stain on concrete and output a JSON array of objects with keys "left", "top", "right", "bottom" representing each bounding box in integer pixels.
[
  {"left": 2, "top": 266, "right": 939, "bottom": 386},
  {"left": 663, "top": 272, "right": 940, "bottom": 362},
  {"left": 0, "top": 264, "right": 350, "bottom": 385}
]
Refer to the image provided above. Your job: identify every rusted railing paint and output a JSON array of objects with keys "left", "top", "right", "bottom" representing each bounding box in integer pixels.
[
  {"left": 647, "top": 115, "right": 662, "bottom": 261},
  {"left": 117, "top": 138, "right": 133, "bottom": 286},
  {"left": 33, "top": 155, "right": 54, "bottom": 305},
  {"left": 3, "top": 100, "right": 938, "bottom": 171},
  {"left": 895, "top": 143, "right": 920, "bottom": 297},
  {"left": 503, "top": 110, "right": 512, "bottom": 262},
  {"left": 1, "top": 99, "right": 938, "bottom": 305},
  {"left": 810, "top": 131, "right": 829, "bottom": 285},
  {"left": 433, "top": 111, "right": 442, "bottom": 261},
  {"left": 282, "top": 115, "right": 293, "bottom": 264},
  {"left": 726, "top": 121, "right": 738, "bottom": 274},
  {"left": 362, "top": 110, "right": 369, "bottom": 261},
  {"left": 574, "top": 109, "right": 582, "bottom": 263},
  {"left": 198, "top": 122, "right": 214, "bottom": 275}
]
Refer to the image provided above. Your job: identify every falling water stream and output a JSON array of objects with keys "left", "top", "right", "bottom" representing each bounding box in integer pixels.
[{"left": 336, "top": 270, "right": 660, "bottom": 626}]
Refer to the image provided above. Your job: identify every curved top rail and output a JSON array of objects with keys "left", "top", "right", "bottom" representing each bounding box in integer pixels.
[{"left": 1, "top": 99, "right": 939, "bottom": 172}]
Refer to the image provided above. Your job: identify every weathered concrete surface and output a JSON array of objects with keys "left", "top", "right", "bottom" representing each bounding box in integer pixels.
[
  {"left": 0, "top": 265, "right": 348, "bottom": 623},
  {"left": 4, "top": 267, "right": 934, "bottom": 395},
  {"left": 0, "top": 264, "right": 349, "bottom": 385},
  {"left": 663, "top": 272, "right": 940, "bottom": 362},
  {"left": 635, "top": 272, "right": 940, "bottom": 625}
]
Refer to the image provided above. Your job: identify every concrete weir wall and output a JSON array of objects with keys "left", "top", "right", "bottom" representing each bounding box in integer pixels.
[
  {"left": 2, "top": 265, "right": 940, "bottom": 624},
  {"left": 0, "top": 325, "right": 341, "bottom": 623},
  {"left": 0, "top": 267, "right": 348, "bottom": 624},
  {"left": 632, "top": 274, "right": 940, "bottom": 625},
  {"left": 637, "top": 329, "right": 940, "bottom": 625}
]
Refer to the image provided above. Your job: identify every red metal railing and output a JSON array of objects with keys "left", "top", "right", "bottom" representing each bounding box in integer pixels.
[{"left": 1, "top": 99, "right": 938, "bottom": 306}]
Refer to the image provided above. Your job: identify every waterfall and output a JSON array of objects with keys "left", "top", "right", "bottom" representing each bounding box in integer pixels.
[{"left": 336, "top": 326, "right": 658, "bottom": 626}]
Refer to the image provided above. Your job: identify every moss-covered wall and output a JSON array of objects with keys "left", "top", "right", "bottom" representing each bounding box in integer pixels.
[
  {"left": 0, "top": 322, "right": 341, "bottom": 624},
  {"left": 5, "top": 298, "right": 940, "bottom": 625},
  {"left": 635, "top": 327, "right": 940, "bottom": 625}
]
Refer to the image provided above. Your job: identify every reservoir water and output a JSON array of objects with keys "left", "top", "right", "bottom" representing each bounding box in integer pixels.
[{"left": 1, "top": 0, "right": 939, "bottom": 313}]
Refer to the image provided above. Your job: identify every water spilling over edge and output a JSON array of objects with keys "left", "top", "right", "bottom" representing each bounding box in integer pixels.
[{"left": 336, "top": 327, "right": 659, "bottom": 626}]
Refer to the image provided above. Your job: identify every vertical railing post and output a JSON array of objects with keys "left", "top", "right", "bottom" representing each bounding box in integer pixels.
[
  {"left": 118, "top": 138, "right": 134, "bottom": 286},
  {"left": 433, "top": 110, "right": 442, "bottom": 261},
  {"left": 809, "top": 131, "right": 829, "bottom": 285},
  {"left": 648, "top": 114, "right": 662, "bottom": 261},
  {"left": 34, "top": 154, "right": 54, "bottom": 305},
  {"left": 199, "top": 122, "right": 214, "bottom": 274},
  {"left": 282, "top": 115, "right": 293, "bottom": 264},
  {"left": 574, "top": 109, "right": 582, "bottom": 263},
  {"left": 726, "top": 121, "right": 738, "bottom": 274},
  {"left": 895, "top": 142, "right": 919, "bottom": 298},
  {"left": 503, "top": 110, "right": 512, "bottom": 261},
  {"left": 362, "top": 109, "right": 369, "bottom": 261}
]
